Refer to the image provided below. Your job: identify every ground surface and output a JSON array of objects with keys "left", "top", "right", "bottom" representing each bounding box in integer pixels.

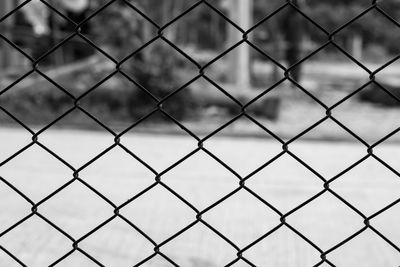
[{"left": 0, "top": 128, "right": 400, "bottom": 267}]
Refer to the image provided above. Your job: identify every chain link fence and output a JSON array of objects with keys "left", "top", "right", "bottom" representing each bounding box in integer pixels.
[{"left": 1, "top": 0, "right": 400, "bottom": 266}]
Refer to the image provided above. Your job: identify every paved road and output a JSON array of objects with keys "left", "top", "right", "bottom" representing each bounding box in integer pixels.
[{"left": 0, "top": 128, "right": 400, "bottom": 267}]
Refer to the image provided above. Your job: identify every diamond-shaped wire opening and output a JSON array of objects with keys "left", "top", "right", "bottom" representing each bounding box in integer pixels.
[
  {"left": 79, "top": 146, "right": 155, "bottom": 205},
  {"left": 247, "top": 82, "right": 327, "bottom": 140},
  {"left": 203, "top": 189, "right": 280, "bottom": 247},
  {"left": 246, "top": 153, "right": 323, "bottom": 212},
  {"left": 120, "top": 185, "right": 195, "bottom": 242},
  {"left": 0, "top": 216, "right": 72, "bottom": 267},
  {"left": 116, "top": 42, "right": 200, "bottom": 125},
  {"left": 119, "top": 37, "right": 199, "bottom": 88},
  {"left": 200, "top": 40, "right": 286, "bottom": 91},
  {"left": 248, "top": 1, "right": 328, "bottom": 68},
  {"left": 156, "top": 81, "right": 202, "bottom": 123},
  {"left": 39, "top": 181, "right": 113, "bottom": 238},
  {"left": 288, "top": 42, "right": 370, "bottom": 103},
  {"left": 86, "top": 0, "right": 159, "bottom": 61},
  {"left": 332, "top": 7, "right": 400, "bottom": 65},
  {"left": 120, "top": 131, "right": 197, "bottom": 172},
  {"left": 332, "top": 83, "right": 400, "bottom": 143},
  {"left": 0, "top": 145, "right": 72, "bottom": 201},
  {"left": 288, "top": 193, "right": 364, "bottom": 250},
  {"left": 331, "top": 157, "right": 400, "bottom": 215},
  {"left": 34, "top": 39, "right": 117, "bottom": 93},
  {"left": 153, "top": 1, "right": 243, "bottom": 55},
  {"left": 161, "top": 150, "right": 239, "bottom": 209},
  {"left": 288, "top": 120, "right": 367, "bottom": 178},
  {"left": 34, "top": 35, "right": 98, "bottom": 66},
  {"left": 248, "top": 51, "right": 286, "bottom": 89},
  {"left": 77, "top": 72, "right": 156, "bottom": 131},
  {"left": 80, "top": 217, "right": 154, "bottom": 267},
  {"left": 301, "top": 1, "right": 372, "bottom": 33},
  {"left": 0, "top": 0, "right": 76, "bottom": 62},
  {"left": 244, "top": 225, "right": 321, "bottom": 266},
  {"left": 37, "top": 123, "right": 114, "bottom": 168},
  {"left": 177, "top": 77, "right": 244, "bottom": 134},
  {"left": 0, "top": 77, "right": 75, "bottom": 127},
  {"left": 202, "top": 118, "right": 283, "bottom": 177},
  {"left": 165, "top": 76, "right": 242, "bottom": 130}
]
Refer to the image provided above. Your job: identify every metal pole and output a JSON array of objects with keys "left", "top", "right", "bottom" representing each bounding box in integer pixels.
[{"left": 226, "top": 0, "right": 253, "bottom": 92}]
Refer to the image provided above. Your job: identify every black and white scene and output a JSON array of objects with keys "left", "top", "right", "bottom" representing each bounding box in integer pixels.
[{"left": 1, "top": 0, "right": 400, "bottom": 266}]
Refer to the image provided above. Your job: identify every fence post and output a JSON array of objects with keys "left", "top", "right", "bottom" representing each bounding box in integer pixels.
[{"left": 226, "top": 0, "right": 253, "bottom": 92}]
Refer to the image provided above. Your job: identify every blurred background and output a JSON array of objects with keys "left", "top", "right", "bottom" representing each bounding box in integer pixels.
[
  {"left": 1, "top": 0, "right": 400, "bottom": 266},
  {"left": 1, "top": 0, "right": 400, "bottom": 139}
]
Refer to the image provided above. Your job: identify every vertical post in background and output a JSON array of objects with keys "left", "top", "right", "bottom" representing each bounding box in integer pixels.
[
  {"left": 0, "top": 0, "right": 15, "bottom": 71},
  {"left": 226, "top": 0, "right": 253, "bottom": 92},
  {"left": 270, "top": 19, "right": 282, "bottom": 84},
  {"left": 351, "top": 34, "right": 363, "bottom": 60}
]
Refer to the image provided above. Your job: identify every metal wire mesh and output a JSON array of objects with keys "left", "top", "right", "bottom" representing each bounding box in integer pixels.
[{"left": 1, "top": 0, "right": 400, "bottom": 266}]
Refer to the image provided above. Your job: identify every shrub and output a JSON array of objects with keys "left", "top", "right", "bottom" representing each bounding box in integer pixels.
[{"left": 90, "top": 1, "right": 197, "bottom": 122}]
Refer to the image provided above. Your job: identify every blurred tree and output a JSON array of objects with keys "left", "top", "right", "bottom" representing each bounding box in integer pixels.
[
  {"left": 91, "top": 1, "right": 143, "bottom": 59},
  {"left": 252, "top": 0, "right": 400, "bottom": 64},
  {"left": 306, "top": 0, "right": 400, "bottom": 55},
  {"left": 281, "top": 0, "right": 304, "bottom": 81},
  {"left": 90, "top": 0, "right": 196, "bottom": 120},
  {"left": 253, "top": 0, "right": 305, "bottom": 81}
]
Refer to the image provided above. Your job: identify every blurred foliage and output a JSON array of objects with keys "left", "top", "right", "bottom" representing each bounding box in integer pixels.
[
  {"left": 252, "top": 0, "right": 400, "bottom": 58},
  {"left": 90, "top": 1, "right": 143, "bottom": 59},
  {"left": 89, "top": 0, "right": 197, "bottom": 121},
  {"left": 6, "top": 0, "right": 400, "bottom": 126},
  {"left": 305, "top": 0, "right": 400, "bottom": 54},
  {"left": 124, "top": 43, "right": 197, "bottom": 121}
]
